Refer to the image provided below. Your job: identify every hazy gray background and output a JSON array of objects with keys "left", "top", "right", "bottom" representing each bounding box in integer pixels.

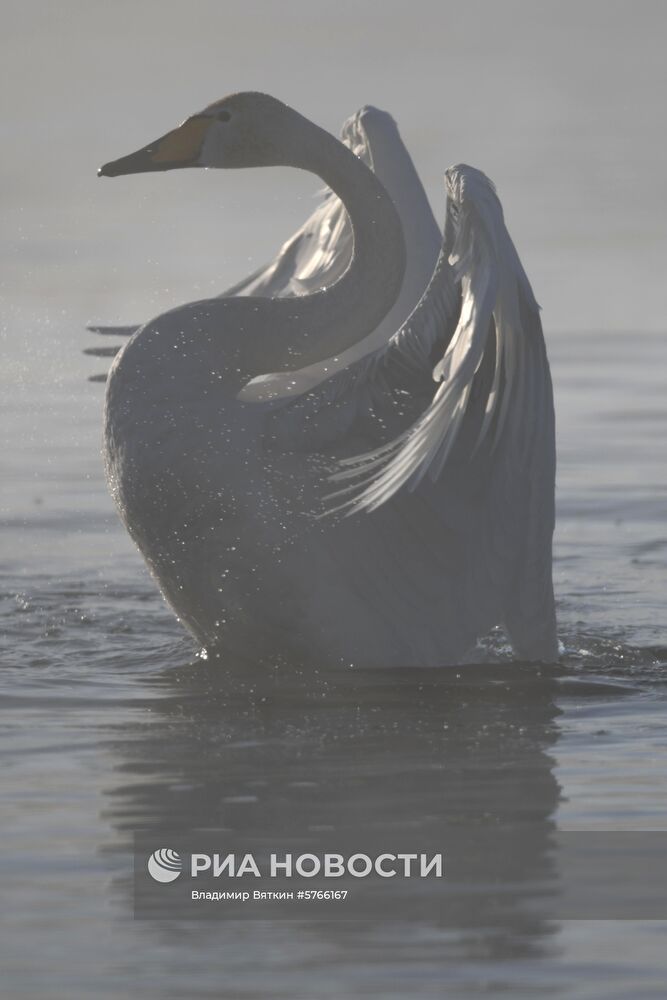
[
  {"left": 2, "top": 0, "right": 666, "bottom": 365},
  {"left": 2, "top": 4, "right": 667, "bottom": 998}
]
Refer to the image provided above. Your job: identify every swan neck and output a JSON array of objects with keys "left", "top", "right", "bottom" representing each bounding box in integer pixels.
[{"left": 285, "top": 122, "right": 406, "bottom": 363}]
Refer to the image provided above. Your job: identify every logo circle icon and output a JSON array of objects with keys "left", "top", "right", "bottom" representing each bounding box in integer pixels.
[{"left": 147, "top": 848, "right": 183, "bottom": 883}]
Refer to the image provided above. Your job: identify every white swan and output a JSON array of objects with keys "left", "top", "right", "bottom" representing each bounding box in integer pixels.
[
  {"left": 87, "top": 105, "right": 441, "bottom": 392},
  {"left": 99, "top": 92, "right": 557, "bottom": 667}
]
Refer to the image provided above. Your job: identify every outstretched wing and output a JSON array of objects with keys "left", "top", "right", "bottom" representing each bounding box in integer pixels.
[
  {"left": 329, "top": 165, "right": 540, "bottom": 512},
  {"left": 270, "top": 164, "right": 557, "bottom": 661}
]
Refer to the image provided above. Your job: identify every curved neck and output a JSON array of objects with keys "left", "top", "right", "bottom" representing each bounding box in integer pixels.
[{"left": 248, "top": 120, "right": 406, "bottom": 373}]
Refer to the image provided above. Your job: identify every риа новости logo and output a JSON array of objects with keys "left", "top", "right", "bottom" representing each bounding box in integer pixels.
[{"left": 147, "top": 849, "right": 183, "bottom": 883}]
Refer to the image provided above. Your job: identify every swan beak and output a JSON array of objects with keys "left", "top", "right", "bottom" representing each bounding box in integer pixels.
[{"left": 98, "top": 115, "right": 211, "bottom": 177}]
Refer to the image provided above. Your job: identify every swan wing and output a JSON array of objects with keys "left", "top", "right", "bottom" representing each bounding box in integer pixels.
[
  {"left": 340, "top": 164, "right": 557, "bottom": 659},
  {"left": 329, "top": 165, "right": 539, "bottom": 512},
  {"left": 222, "top": 185, "right": 351, "bottom": 298},
  {"left": 270, "top": 164, "right": 557, "bottom": 660}
]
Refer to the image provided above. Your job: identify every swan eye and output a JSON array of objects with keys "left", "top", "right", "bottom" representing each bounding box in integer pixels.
[{"left": 216, "top": 110, "right": 231, "bottom": 123}]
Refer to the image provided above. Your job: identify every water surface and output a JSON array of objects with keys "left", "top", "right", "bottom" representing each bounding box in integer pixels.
[{"left": 2, "top": 332, "right": 666, "bottom": 998}]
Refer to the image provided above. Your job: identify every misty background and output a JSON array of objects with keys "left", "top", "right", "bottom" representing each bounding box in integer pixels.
[
  {"left": 3, "top": 0, "right": 666, "bottom": 355},
  {"left": 2, "top": 4, "right": 667, "bottom": 999}
]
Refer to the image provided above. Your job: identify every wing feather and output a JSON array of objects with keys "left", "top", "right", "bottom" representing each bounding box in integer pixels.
[{"left": 329, "top": 165, "right": 539, "bottom": 515}]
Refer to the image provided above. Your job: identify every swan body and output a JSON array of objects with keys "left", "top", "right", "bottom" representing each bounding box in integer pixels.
[{"left": 100, "top": 93, "right": 557, "bottom": 666}]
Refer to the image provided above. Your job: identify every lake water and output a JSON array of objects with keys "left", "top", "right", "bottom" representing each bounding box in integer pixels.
[
  {"left": 3, "top": 326, "right": 667, "bottom": 998},
  {"left": 2, "top": 2, "right": 667, "bottom": 997}
]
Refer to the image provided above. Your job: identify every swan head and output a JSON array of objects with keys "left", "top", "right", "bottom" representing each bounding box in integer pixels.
[{"left": 98, "top": 92, "right": 310, "bottom": 177}]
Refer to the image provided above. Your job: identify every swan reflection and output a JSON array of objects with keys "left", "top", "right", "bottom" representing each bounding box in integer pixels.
[{"left": 103, "top": 660, "right": 562, "bottom": 969}]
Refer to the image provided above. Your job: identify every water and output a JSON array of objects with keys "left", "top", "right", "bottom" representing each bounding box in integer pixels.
[
  {"left": 2, "top": 333, "right": 666, "bottom": 998},
  {"left": 3, "top": 2, "right": 667, "bottom": 996}
]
